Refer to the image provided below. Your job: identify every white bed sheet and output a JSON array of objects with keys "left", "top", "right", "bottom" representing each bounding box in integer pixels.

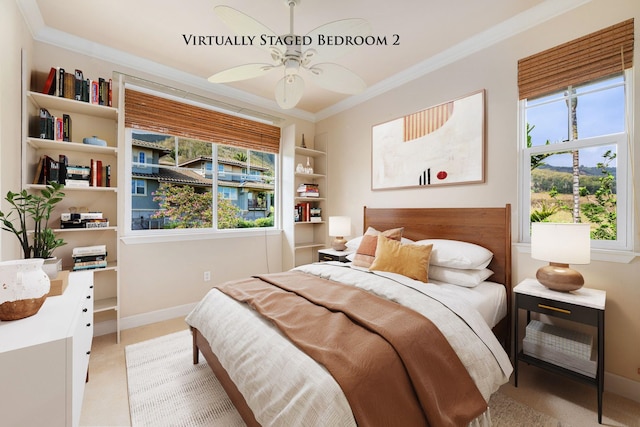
[{"left": 429, "top": 280, "right": 507, "bottom": 329}]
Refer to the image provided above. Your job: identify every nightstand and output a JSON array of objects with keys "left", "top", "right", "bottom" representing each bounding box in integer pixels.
[
  {"left": 317, "top": 248, "right": 354, "bottom": 262},
  {"left": 514, "top": 278, "right": 606, "bottom": 423}
]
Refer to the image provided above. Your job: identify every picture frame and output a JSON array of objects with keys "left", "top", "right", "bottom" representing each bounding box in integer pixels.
[{"left": 371, "top": 89, "right": 485, "bottom": 190}]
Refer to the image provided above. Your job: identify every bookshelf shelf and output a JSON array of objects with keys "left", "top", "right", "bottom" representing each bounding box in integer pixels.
[
  {"left": 28, "top": 91, "right": 118, "bottom": 120},
  {"left": 27, "top": 137, "right": 118, "bottom": 156}
]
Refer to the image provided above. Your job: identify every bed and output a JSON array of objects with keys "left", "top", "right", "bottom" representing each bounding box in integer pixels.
[{"left": 187, "top": 205, "right": 513, "bottom": 426}]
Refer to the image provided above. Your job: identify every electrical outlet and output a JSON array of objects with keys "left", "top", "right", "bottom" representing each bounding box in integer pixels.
[{"left": 203, "top": 271, "right": 211, "bottom": 282}]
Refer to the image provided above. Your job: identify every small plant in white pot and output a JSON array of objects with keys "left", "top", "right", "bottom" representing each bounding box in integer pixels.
[{"left": 0, "top": 182, "right": 65, "bottom": 320}]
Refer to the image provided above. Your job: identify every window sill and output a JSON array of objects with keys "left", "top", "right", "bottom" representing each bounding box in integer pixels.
[
  {"left": 121, "top": 228, "right": 282, "bottom": 245},
  {"left": 514, "top": 242, "right": 638, "bottom": 264}
]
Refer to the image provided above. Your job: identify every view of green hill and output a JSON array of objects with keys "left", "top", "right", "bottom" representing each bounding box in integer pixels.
[{"left": 532, "top": 165, "right": 617, "bottom": 194}]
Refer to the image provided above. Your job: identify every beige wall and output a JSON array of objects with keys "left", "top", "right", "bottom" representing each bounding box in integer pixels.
[
  {"left": 317, "top": 0, "right": 640, "bottom": 387},
  {"left": 0, "top": 0, "right": 32, "bottom": 260}
]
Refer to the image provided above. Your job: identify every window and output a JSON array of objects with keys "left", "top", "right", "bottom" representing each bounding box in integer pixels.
[
  {"left": 124, "top": 87, "right": 281, "bottom": 234},
  {"left": 517, "top": 19, "right": 634, "bottom": 251},
  {"left": 521, "top": 74, "right": 631, "bottom": 249}
]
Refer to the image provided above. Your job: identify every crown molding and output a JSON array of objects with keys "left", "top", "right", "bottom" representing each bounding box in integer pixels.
[{"left": 17, "top": 0, "right": 592, "bottom": 123}]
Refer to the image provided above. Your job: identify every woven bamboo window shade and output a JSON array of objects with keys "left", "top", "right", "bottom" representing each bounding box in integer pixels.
[
  {"left": 518, "top": 19, "right": 634, "bottom": 100},
  {"left": 124, "top": 89, "right": 281, "bottom": 153}
]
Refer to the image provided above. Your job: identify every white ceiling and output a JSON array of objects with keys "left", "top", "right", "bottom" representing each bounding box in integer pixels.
[{"left": 18, "top": 0, "right": 591, "bottom": 120}]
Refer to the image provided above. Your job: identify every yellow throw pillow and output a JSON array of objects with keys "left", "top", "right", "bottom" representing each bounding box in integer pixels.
[
  {"left": 369, "top": 235, "right": 433, "bottom": 283},
  {"left": 352, "top": 227, "right": 404, "bottom": 268}
]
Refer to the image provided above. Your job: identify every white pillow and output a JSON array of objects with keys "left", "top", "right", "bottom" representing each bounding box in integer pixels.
[
  {"left": 346, "top": 235, "right": 414, "bottom": 250},
  {"left": 414, "top": 239, "right": 493, "bottom": 270},
  {"left": 428, "top": 265, "right": 493, "bottom": 288}
]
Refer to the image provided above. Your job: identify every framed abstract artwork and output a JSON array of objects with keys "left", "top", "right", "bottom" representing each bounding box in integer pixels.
[{"left": 371, "top": 90, "right": 485, "bottom": 190}]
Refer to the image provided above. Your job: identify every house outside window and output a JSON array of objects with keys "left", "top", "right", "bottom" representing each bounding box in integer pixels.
[
  {"left": 127, "top": 131, "right": 276, "bottom": 231},
  {"left": 520, "top": 72, "right": 632, "bottom": 250}
]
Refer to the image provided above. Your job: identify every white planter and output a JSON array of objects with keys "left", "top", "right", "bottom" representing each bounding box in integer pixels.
[{"left": 0, "top": 259, "right": 51, "bottom": 321}]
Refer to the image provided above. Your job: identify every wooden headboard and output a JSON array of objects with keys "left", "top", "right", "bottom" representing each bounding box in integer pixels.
[{"left": 363, "top": 205, "right": 512, "bottom": 348}]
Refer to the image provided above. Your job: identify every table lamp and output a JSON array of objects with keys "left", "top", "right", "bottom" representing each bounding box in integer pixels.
[
  {"left": 328, "top": 216, "right": 351, "bottom": 251},
  {"left": 531, "top": 222, "right": 590, "bottom": 292}
]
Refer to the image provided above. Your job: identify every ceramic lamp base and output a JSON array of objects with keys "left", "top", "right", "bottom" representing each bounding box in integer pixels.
[
  {"left": 536, "top": 262, "right": 584, "bottom": 292},
  {"left": 331, "top": 237, "right": 347, "bottom": 251}
]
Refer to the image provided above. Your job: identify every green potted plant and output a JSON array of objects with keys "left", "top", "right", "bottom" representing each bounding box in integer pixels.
[
  {"left": 0, "top": 182, "right": 66, "bottom": 265},
  {"left": 0, "top": 182, "right": 65, "bottom": 320}
]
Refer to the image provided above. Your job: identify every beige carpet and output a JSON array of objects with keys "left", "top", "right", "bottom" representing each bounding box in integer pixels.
[{"left": 126, "top": 330, "right": 565, "bottom": 427}]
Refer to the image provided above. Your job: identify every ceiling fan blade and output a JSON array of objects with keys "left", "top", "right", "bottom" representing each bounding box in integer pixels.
[
  {"left": 306, "top": 63, "right": 366, "bottom": 94},
  {"left": 305, "top": 18, "right": 372, "bottom": 61},
  {"left": 208, "top": 63, "right": 276, "bottom": 83},
  {"left": 275, "top": 74, "right": 305, "bottom": 109},
  {"left": 214, "top": 5, "right": 281, "bottom": 54}
]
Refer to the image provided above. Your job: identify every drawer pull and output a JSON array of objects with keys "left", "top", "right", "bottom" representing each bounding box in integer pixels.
[
  {"left": 538, "top": 303, "right": 571, "bottom": 314},
  {"left": 86, "top": 323, "right": 91, "bottom": 327},
  {"left": 322, "top": 256, "right": 333, "bottom": 260},
  {"left": 83, "top": 308, "right": 88, "bottom": 312},
  {"left": 86, "top": 350, "right": 91, "bottom": 355},
  {"left": 86, "top": 295, "right": 91, "bottom": 299}
]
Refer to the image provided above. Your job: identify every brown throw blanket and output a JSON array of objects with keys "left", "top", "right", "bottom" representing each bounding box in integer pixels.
[{"left": 216, "top": 271, "right": 487, "bottom": 427}]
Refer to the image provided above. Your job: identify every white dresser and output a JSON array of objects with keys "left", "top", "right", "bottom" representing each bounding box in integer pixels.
[{"left": 0, "top": 270, "right": 94, "bottom": 427}]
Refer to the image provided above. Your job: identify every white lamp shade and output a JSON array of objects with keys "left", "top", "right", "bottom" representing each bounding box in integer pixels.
[
  {"left": 531, "top": 222, "right": 591, "bottom": 265},
  {"left": 329, "top": 216, "right": 351, "bottom": 237}
]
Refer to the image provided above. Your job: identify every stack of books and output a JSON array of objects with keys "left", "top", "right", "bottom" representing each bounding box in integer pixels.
[
  {"left": 296, "top": 183, "right": 319, "bottom": 198},
  {"left": 60, "top": 212, "right": 109, "bottom": 229},
  {"left": 72, "top": 245, "right": 107, "bottom": 271}
]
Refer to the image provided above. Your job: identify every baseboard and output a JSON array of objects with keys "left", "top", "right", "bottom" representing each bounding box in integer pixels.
[
  {"left": 93, "top": 302, "right": 198, "bottom": 337},
  {"left": 605, "top": 371, "right": 640, "bottom": 403}
]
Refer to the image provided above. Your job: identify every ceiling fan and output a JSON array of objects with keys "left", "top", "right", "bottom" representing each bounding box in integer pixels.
[{"left": 208, "top": 0, "right": 372, "bottom": 109}]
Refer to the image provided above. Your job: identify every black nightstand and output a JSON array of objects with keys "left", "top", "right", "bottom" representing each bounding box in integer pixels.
[
  {"left": 514, "top": 278, "right": 606, "bottom": 423},
  {"left": 317, "top": 248, "right": 354, "bottom": 263}
]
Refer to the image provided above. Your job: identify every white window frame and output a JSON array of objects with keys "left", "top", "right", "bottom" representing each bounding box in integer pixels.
[{"left": 517, "top": 69, "right": 634, "bottom": 255}]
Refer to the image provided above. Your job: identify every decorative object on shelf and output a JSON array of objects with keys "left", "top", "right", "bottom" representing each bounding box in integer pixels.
[
  {"left": 304, "top": 157, "right": 313, "bottom": 174},
  {"left": 301, "top": 133, "right": 307, "bottom": 148},
  {"left": 372, "top": 90, "right": 485, "bottom": 190},
  {"left": 0, "top": 258, "right": 51, "bottom": 320},
  {"left": 296, "top": 163, "right": 305, "bottom": 174},
  {"left": 329, "top": 216, "right": 351, "bottom": 251},
  {"left": 0, "top": 182, "right": 66, "bottom": 262},
  {"left": 531, "top": 222, "right": 591, "bottom": 292},
  {"left": 82, "top": 136, "right": 107, "bottom": 146}
]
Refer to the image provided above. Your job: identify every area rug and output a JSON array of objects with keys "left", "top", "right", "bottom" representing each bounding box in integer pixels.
[{"left": 126, "top": 330, "right": 565, "bottom": 427}]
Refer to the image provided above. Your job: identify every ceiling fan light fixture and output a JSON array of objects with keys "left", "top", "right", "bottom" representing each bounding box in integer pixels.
[{"left": 275, "top": 74, "right": 304, "bottom": 109}]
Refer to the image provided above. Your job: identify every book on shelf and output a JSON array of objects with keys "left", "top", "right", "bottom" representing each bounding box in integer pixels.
[
  {"left": 42, "top": 67, "right": 57, "bottom": 96},
  {"left": 61, "top": 218, "right": 109, "bottom": 229},
  {"left": 73, "top": 244, "right": 107, "bottom": 257},
  {"left": 295, "top": 202, "right": 320, "bottom": 222},
  {"left": 61, "top": 212, "right": 103, "bottom": 221},
  {"left": 72, "top": 259, "right": 108, "bottom": 271},
  {"left": 105, "top": 165, "right": 111, "bottom": 187},
  {"left": 90, "top": 159, "right": 103, "bottom": 187},
  {"left": 74, "top": 69, "right": 83, "bottom": 101},
  {"left": 58, "top": 155, "right": 68, "bottom": 185},
  {"left": 297, "top": 183, "right": 320, "bottom": 197}
]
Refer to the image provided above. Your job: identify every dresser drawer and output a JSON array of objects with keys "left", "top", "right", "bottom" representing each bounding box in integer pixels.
[{"left": 517, "top": 293, "right": 599, "bottom": 326}]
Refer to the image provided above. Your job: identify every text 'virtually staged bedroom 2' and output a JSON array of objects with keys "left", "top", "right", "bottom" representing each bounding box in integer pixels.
[{"left": 1, "top": 0, "right": 640, "bottom": 426}]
